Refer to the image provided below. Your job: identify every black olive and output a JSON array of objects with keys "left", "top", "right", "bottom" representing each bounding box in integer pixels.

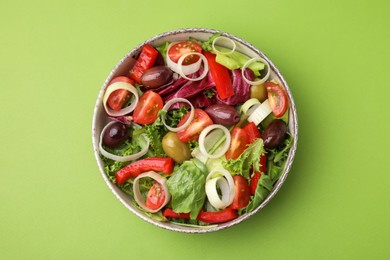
[
  {"left": 263, "top": 119, "right": 287, "bottom": 148},
  {"left": 204, "top": 104, "right": 240, "bottom": 126},
  {"left": 141, "top": 66, "right": 173, "bottom": 88},
  {"left": 103, "top": 122, "right": 128, "bottom": 148}
]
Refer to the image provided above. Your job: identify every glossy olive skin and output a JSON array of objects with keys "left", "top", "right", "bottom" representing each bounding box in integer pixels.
[
  {"left": 263, "top": 119, "right": 287, "bottom": 148},
  {"left": 162, "top": 132, "right": 191, "bottom": 163},
  {"left": 250, "top": 83, "right": 267, "bottom": 102},
  {"left": 204, "top": 104, "right": 240, "bottom": 126},
  {"left": 141, "top": 66, "right": 173, "bottom": 88},
  {"left": 103, "top": 122, "right": 128, "bottom": 147}
]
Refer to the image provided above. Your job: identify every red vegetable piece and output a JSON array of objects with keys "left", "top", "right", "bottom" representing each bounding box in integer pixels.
[
  {"left": 242, "top": 122, "right": 267, "bottom": 194},
  {"left": 242, "top": 122, "right": 262, "bottom": 143},
  {"left": 167, "top": 41, "right": 202, "bottom": 65},
  {"left": 225, "top": 127, "right": 250, "bottom": 160},
  {"left": 129, "top": 44, "right": 159, "bottom": 84},
  {"left": 106, "top": 76, "right": 135, "bottom": 111},
  {"left": 197, "top": 208, "right": 238, "bottom": 224},
  {"left": 265, "top": 81, "right": 288, "bottom": 118},
  {"left": 203, "top": 52, "right": 234, "bottom": 100},
  {"left": 231, "top": 175, "right": 250, "bottom": 210},
  {"left": 176, "top": 109, "right": 213, "bottom": 142},
  {"left": 132, "top": 90, "right": 163, "bottom": 125},
  {"left": 163, "top": 208, "right": 238, "bottom": 224},
  {"left": 162, "top": 208, "right": 191, "bottom": 219},
  {"left": 115, "top": 157, "right": 174, "bottom": 185},
  {"left": 145, "top": 181, "right": 167, "bottom": 211}
]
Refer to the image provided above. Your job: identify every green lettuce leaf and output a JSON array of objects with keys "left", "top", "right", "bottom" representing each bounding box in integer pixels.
[
  {"left": 245, "top": 175, "right": 272, "bottom": 212},
  {"left": 222, "top": 138, "right": 265, "bottom": 179},
  {"left": 132, "top": 112, "right": 167, "bottom": 157},
  {"left": 245, "top": 135, "right": 294, "bottom": 212},
  {"left": 156, "top": 41, "right": 170, "bottom": 64},
  {"left": 267, "top": 134, "right": 293, "bottom": 183},
  {"left": 166, "top": 159, "right": 208, "bottom": 219}
]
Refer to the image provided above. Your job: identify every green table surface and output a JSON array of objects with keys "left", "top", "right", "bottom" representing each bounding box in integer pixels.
[{"left": 1, "top": 0, "right": 389, "bottom": 259}]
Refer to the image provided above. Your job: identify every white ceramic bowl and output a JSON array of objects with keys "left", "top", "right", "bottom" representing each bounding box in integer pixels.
[{"left": 92, "top": 28, "right": 298, "bottom": 233}]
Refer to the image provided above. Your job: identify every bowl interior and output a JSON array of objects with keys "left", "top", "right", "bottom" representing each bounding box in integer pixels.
[{"left": 92, "top": 28, "right": 298, "bottom": 233}]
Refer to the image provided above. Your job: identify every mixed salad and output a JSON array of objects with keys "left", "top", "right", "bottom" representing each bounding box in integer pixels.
[{"left": 99, "top": 34, "right": 293, "bottom": 226}]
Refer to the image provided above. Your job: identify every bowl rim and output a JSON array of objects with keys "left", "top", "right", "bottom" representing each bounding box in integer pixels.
[{"left": 92, "top": 27, "right": 298, "bottom": 233}]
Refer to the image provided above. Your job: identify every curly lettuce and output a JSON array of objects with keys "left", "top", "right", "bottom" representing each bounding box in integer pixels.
[{"left": 222, "top": 138, "right": 265, "bottom": 179}]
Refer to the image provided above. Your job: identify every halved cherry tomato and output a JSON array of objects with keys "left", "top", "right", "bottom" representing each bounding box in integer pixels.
[
  {"left": 168, "top": 41, "right": 202, "bottom": 65},
  {"left": 225, "top": 127, "right": 250, "bottom": 160},
  {"left": 265, "top": 81, "right": 288, "bottom": 118},
  {"left": 145, "top": 181, "right": 166, "bottom": 211},
  {"left": 176, "top": 109, "right": 213, "bottom": 142},
  {"left": 132, "top": 90, "right": 163, "bottom": 125},
  {"left": 106, "top": 76, "right": 135, "bottom": 111},
  {"left": 231, "top": 175, "right": 250, "bottom": 210}
]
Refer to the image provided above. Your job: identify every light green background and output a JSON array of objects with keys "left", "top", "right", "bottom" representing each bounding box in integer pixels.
[{"left": 1, "top": 0, "right": 389, "bottom": 259}]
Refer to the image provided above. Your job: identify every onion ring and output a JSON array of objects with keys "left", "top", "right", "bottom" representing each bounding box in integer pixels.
[
  {"left": 247, "top": 99, "right": 272, "bottom": 126},
  {"left": 103, "top": 82, "right": 139, "bottom": 116},
  {"left": 212, "top": 36, "right": 236, "bottom": 55},
  {"left": 161, "top": 98, "right": 195, "bottom": 132},
  {"left": 240, "top": 98, "right": 261, "bottom": 116},
  {"left": 133, "top": 171, "right": 171, "bottom": 213},
  {"left": 205, "top": 169, "right": 235, "bottom": 209},
  {"left": 177, "top": 52, "right": 209, "bottom": 81},
  {"left": 241, "top": 57, "right": 271, "bottom": 85},
  {"left": 198, "top": 124, "right": 231, "bottom": 159},
  {"left": 166, "top": 42, "right": 203, "bottom": 76}
]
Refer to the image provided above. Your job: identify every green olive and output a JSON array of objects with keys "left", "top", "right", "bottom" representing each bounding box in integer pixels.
[
  {"left": 162, "top": 132, "right": 191, "bottom": 163},
  {"left": 250, "top": 83, "right": 267, "bottom": 102}
]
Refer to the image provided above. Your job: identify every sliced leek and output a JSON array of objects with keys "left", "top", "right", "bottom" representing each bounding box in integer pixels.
[
  {"left": 247, "top": 99, "right": 272, "bottom": 126},
  {"left": 205, "top": 169, "right": 235, "bottom": 210}
]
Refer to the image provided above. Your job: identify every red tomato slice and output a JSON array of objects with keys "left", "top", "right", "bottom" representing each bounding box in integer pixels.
[
  {"left": 265, "top": 81, "right": 288, "bottom": 117},
  {"left": 132, "top": 90, "right": 163, "bottom": 125},
  {"left": 106, "top": 76, "right": 135, "bottom": 111},
  {"left": 225, "top": 127, "right": 250, "bottom": 160},
  {"left": 145, "top": 181, "right": 166, "bottom": 211},
  {"left": 231, "top": 175, "right": 250, "bottom": 210},
  {"left": 168, "top": 41, "right": 202, "bottom": 65},
  {"left": 176, "top": 109, "right": 213, "bottom": 142}
]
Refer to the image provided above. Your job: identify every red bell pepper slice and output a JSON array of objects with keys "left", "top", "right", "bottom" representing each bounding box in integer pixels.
[
  {"left": 163, "top": 208, "right": 238, "bottom": 224},
  {"left": 162, "top": 208, "right": 191, "bottom": 219},
  {"left": 204, "top": 52, "right": 234, "bottom": 100},
  {"left": 197, "top": 208, "right": 238, "bottom": 224},
  {"left": 129, "top": 44, "right": 159, "bottom": 84},
  {"left": 115, "top": 157, "right": 174, "bottom": 185},
  {"left": 242, "top": 122, "right": 262, "bottom": 143}
]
